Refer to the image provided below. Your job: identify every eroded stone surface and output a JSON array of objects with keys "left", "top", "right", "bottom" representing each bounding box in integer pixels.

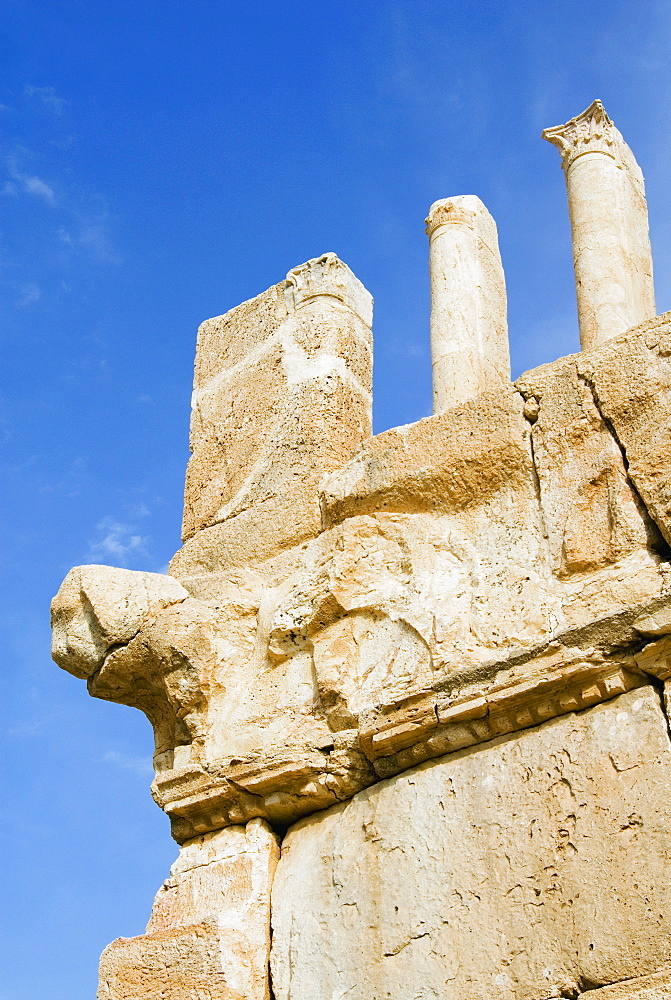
[
  {"left": 51, "top": 314, "right": 671, "bottom": 840},
  {"left": 580, "top": 967, "right": 671, "bottom": 998},
  {"left": 98, "top": 819, "right": 279, "bottom": 1000},
  {"left": 51, "top": 564, "right": 188, "bottom": 680},
  {"left": 49, "top": 122, "right": 671, "bottom": 1000},
  {"left": 176, "top": 253, "right": 372, "bottom": 576},
  {"left": 270, "top": 688, "right": 671, "bottom": 1000},
  {"left": 516, "top": 354, "right": 655, "bottom": 579},
  {"left": 52, "top": 562, "right": 375, "bottom": 842},
  {"left": 576, "top": 314, "right": 671, "bottom": 549}
]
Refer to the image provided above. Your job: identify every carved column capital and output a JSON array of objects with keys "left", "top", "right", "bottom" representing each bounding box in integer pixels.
[
  {"left": 425, "top": 198, "right": 478, "bottom": 238},
  {"left": 284, "top": 253, "right": 373, "bottom": 327},
  {"left": 542, "top": 99, "right": 618, "bottom": 169}
]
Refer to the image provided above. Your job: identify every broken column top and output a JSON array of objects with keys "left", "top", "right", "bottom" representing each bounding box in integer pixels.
[
  {"left": 425, "top": 194, "right": 510, "bottom": 413},
  {"left": 425, "top": 194, "right": 500, "bottom": 250}
]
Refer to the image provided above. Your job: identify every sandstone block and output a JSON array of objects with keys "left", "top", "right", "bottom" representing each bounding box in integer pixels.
[
  {"left": 321, "top": 385, "right": 531, "bottom": 525},
  {"left": 271, "top": 688, "right": 671, "bottom": 1000},
  {"left": 51, "top": 565, "right": 188, "bottom": 680},
  {"left": 98, "top": 819, "right": 279, "bottom": 1000},
  {"left": 178, "top": 253, "right": 373, "bottom": 571},
  {"left": 516, "top": 353, "right": 654, "bottom": 579},
  {"left": 634, "top": 598, "right": 671, "bottom": 637}
]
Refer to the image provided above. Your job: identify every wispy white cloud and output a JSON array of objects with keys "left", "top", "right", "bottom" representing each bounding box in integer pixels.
[
  {"left": 8, "top": 718, "right": 48, "bottom": 736},
  {"left": 16, "top": 281, "right": 41, "bottom": 306},
  {"left": 88, "top": 516, "right": 151, "bottom": 566},
  {"left": 2, "top": 91, "right": 124, "bottom": 279},
  {"left": 126, "top": 502, "right": 151, "bottom": 519},
  {"left": 3, "top": 169, "right": 56, "bottom": 203},
  {"left": 5, "top": 151, "right": 56, "bottom": 204},
  {"left": 24, "top": 84, "right": 65, "bottom": 116},
  {"left": 102, "top": 751, "right": 153, "bottom": 776},
  {"left": 23, "top": 174, "right": 55, "bottom": 203},
  {"left": 58, "top": 208, "right": 122, "bottom": 264}
]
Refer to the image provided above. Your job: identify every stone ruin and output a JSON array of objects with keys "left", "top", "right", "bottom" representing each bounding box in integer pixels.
[{"left": 51, "top": 100, "right": 671, "bottom": 999}]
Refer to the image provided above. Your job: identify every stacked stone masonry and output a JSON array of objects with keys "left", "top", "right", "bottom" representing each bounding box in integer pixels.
[{"left": 52, "top": 102, "right": 671, "bottom": 999}]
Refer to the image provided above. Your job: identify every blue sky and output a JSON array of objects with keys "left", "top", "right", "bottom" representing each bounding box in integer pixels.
[{"left": 2, "top": 1, "right": 671, "bottom": 996}]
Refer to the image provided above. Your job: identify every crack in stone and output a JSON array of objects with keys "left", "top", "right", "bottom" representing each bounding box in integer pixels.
[
  {"left": 517, "top": 388, "right": 551, "bottom": 548},
  {"left": 650, "top": 675, "right": 671, "bottom": 748},
  {"left": 578, "top": 372, "right": 671, "bottom": 561},
  {"left": 576, "top": 967, "right": 671, "bottom": 995}
]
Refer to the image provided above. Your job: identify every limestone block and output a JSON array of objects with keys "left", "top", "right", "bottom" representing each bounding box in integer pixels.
[
  {"left": 543, "top": 100, "right": 655, "bottom": 348},
  {"left": 580, "top": 968, "right": 671, "bottom": 998},
  {"left": 516, "top": 353, "right": 655, "bottom": 578},
  {"left": 178, "top": 253, "right": 373, "bottom": 571},
  {"left": 321, "top": 385, "right": 529, "bottom": 526},
  {"left": 552, "top": 552, "right": 669, "bottom": 660},
  {"left": 51, "top": 564, "right": 188, "bottom": 680},
  {"left": 271, "top": 687, "right": 671, "bottom": 1000},
  {"left": 575, "top": 314, "right": 671, "bottom": 548},
  {"left": 98, "top": 819, "right": 279, "bottom": 1000},
  {"left": 634, "top": 598, "right": 671, "bottom": 638},
  {"left": 271, "top": 499, "right": 559, "bottom": 714},
  {"left": 636, "top": 635, "right": 671, "bottom": 681},
  {"left": 425, "top": 195, "right": 510, "bottom": 411}
]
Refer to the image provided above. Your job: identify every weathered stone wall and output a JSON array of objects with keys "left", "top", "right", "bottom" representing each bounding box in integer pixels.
[
  {"left": 50, "top": 102, "right": 671, "bottom": 1000},
  {"left": 53, "top": 306, "right": 671, "bottom": 1000},
  {"left": 271, "top": 688, "right": 671, "bottom": 1000}
]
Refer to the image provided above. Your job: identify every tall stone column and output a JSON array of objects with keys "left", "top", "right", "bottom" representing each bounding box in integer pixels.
[
  {"left": 543, "top": 100, "right": 656, "bottom": 350},
  {"left": 426, "top": 195, "right": 510, "bottom": 413}
]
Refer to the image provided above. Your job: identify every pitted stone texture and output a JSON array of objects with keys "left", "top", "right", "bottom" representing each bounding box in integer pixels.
[
  {"left": 177, "top": 253, "right": 372, "bottom": 572},
  {"left": 98, "top": 819, "right": 279, "bottom": 1000},
  {"left": 277, "top": 505, "right": 557, "bottom": 706},
  {"left": 270, "top": 688, "right": 671, "bottom": 1000},
  {"left": 580, "top": 967, "right": 671, "bottom": 998}
]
